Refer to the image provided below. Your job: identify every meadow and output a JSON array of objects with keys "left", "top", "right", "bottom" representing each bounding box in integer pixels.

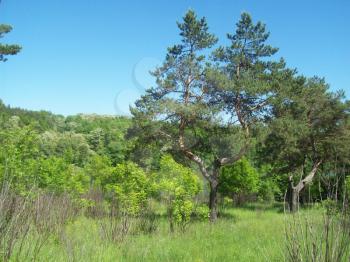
[{"left": 11, "top": 204, "right": 288, "bottom": 262}]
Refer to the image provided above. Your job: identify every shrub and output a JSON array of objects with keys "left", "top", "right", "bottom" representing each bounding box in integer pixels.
[
  {"left": 192, "top": 204, "right": 210, "bottom": 221},
  {"left": 104, "top": 161, "right": 150, "bottom": 216},
  {"left": 157, "top": 155, "right": 201, "bottom": 232},
  {"left": 219, "top": 157, "right": 260, "bottom": 205}
]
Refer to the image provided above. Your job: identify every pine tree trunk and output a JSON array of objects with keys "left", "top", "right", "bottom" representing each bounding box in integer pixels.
[{"left": 209, "top": 179, "right": 218, "bottom": 222}]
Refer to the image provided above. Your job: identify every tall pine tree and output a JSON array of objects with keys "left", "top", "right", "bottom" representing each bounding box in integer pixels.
[{"left": 131, "top": 11, "right": 288, "bottom": 221}]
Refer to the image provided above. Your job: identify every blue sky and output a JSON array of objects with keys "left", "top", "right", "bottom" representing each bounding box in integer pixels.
[{"left": 1, "top": 0, "right": 349, "bottom": 116}]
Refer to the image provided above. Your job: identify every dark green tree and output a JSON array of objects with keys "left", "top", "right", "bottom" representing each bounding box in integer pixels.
[{"left": 262, "top": 77, "right": 349, "bottom": 211}]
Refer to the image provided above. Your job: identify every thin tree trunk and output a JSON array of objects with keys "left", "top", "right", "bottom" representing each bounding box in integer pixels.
[
  {"left": 209, "top": 179, "right": 218, "bottom": 222},
  {"left": 287, "top": 181, "right": 299, "bottom": 212}
]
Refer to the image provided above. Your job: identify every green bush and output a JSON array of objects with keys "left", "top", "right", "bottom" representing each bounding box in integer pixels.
[
  {"left": 38, "top": 157, "right": 89, "bottom": 195},
  {"left": 219, "top": 158, "right": 260, "bottom": 204},
  {"left": 193, "top": 204, "right": 210, "bottom": 221},
  {"left": 105, "top": 161, "right": 150, "bottom": 216},
  {"left": 157, "top": 155, "right": 201, "bottom": 231}
]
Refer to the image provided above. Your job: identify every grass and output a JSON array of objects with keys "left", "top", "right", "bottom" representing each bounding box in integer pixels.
[{"left": 12, "top": 204, "right": 290, "bottom": 262}]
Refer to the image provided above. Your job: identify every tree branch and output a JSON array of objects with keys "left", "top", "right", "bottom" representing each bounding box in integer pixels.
[
  {"left": 294, "top": 160, "right": 322, "bottom": 192},
  {"left": 219, "top": 140, "right": 250, "bottom": 166}
]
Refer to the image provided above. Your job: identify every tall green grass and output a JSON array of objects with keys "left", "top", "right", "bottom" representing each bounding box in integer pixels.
[{"left": 13, "top": 205, "right": 288, "bottom": 262}]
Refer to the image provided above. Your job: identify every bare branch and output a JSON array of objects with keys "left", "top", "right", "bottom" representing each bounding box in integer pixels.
[{"left": 294, "top": 160, "right": 322, "bottom": 192}]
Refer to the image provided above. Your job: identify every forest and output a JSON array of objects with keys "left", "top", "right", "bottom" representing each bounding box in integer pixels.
[{"left": 1, "top": 8, "right": 350, "bottom": 262}]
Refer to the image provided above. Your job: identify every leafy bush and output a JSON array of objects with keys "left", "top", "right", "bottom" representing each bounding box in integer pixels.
[
  {"left": 0, "top": 127, "right": 40, "bottom": 194},
  {"left": 105, "top": 161, "right": 150, "bottom": 216},
  {"left": 192, "top": 204, "right": 210, "bottom": 221},
  {"left": 157, "top": 155, "right": 201, "bottom": 231},
  {"left": 37, "top": 157, "right": 89, "bottom": 195},
  {"left": 219, "top": 157, "right": 260, "bottom": 205}
]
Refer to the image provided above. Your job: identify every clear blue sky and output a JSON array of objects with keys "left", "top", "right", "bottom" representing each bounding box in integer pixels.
[{"left": 1, "top": 0, "right": 349, "bottom": 116}]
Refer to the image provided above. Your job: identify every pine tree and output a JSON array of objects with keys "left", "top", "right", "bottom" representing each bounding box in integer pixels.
[
  {"left": 131, "top": 11, "right": 287, "bottom": 221},
  {"left": 263, "top": 77, "right": 350, "bottom": 211},
  {"left": 0, "top": 24, "right": 21, "bottom": 62}
]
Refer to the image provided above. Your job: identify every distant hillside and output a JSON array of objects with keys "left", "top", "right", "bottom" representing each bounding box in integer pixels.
[
  {"left": 0, "top": 99, "right": 131, "bottom": 132},
  {"left": 0, "top": 99, "right": 133, "bottom": 164}
]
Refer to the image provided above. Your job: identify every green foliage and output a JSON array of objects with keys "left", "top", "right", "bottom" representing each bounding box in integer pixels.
[
  {"left": 64, "top": 115, "right": 131, "bottom": 164},
  {"left": 258, "top": 177, "right": 280, "bottom": 203},
  {"left": 219, "top": 158, "right": 260, "bottom": 197},
  {"left": 256, "top": 165, "right": 281, "bottom": 202},
  {"left": 209, "top": 11, "right": 287, "bottom": 125},
  {"left": 193, "top": 204, "right": 210, "bottom": 221},
  {"left": 0, "top": 124, "right": 89, "bottom": 196},
  {"left": 157, "top": 155, "right": 201, "bottom": 230},
  {"left": 55, "top": 132, "right": 92, "bottom": 167},
  {"left": 84, "top": 155, "right": 114, "bottom": 187},
  {"left": 0, "top": 126, "right": 41, "bottom": 194},
  {"left": 263, "top": 77, "right": 349, "bottom": 170},
  {"left": 0, "top": 24, "right": 21, "bottom": 62},
  {"left": 105, "top": 162, "right": 150, "bottom": 216},
  {"left": 0, "top": 102, "right": 137, "bottom": 202},
  {"left": 0, "top": 102, "right": 65, "bottom": 132},
  {"left": 259, "top": 76, "right": 349, "bottom": 204},
  {"left": 37, "top": 157, "right": 89, "bottom": 195}
]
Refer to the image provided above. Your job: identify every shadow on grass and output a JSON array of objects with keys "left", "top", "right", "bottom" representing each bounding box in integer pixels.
[
  {"left": 221, "top": 202, "right": 285, "bottom": 214},
  {"left": 217, "top": 211, "right": 239, "bottom": 221}
]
